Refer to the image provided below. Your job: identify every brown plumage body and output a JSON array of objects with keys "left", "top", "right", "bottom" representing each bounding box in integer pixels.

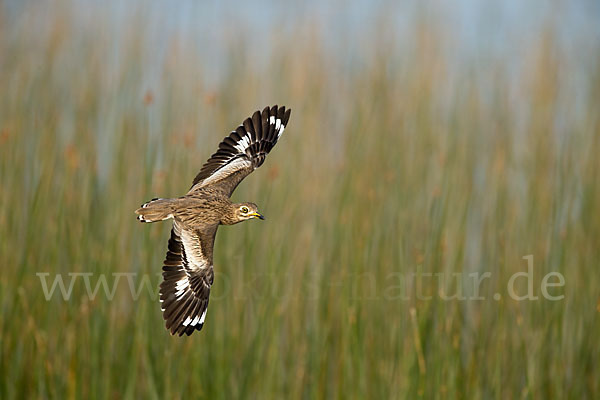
[
  {"left": 135, "top": 187, "right": 261, "bottom": 228},
  {"left": 135, "top": 189, "right": 262, "bottom": 272}
]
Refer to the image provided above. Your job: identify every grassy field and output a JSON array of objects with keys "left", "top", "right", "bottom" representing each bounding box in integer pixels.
[{"left": 1, "top": 1, "right": 599, "bottom": 399}]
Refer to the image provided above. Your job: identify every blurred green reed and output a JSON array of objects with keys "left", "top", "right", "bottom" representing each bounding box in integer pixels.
[{"left": 0, "top": 3, "right": 599, "bottom": 399}]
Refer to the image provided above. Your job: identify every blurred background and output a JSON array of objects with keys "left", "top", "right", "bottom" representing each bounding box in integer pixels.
[{"left": 1, "top": 0, "right": 599, "bottom": 398}]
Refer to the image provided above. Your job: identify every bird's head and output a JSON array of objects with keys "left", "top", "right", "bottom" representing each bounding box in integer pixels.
[{"left": 232, "top": 202, "right": 264, "bottom": 223}]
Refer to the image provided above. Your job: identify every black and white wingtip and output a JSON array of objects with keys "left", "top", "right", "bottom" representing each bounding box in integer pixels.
[
  {"left": 228, "top": 105, "right": 291, "bottom": 168},
  {"left": 225, "top": 105, "right": 291, "bottom": 161},
  {"left": 160, "top": 276, "right": 210, "bottom": 336},
  {"left": 260, "top": 104, "right": 291, "bottom": 142},
  {"left": 191, "top": 105, "right": 291, "bottom": 187},
  {"left": 269, "top": 108, "right": 289, "bottom": 140},
  {"left": 159, "top": 292, "right": 208, "bottom": 336}
]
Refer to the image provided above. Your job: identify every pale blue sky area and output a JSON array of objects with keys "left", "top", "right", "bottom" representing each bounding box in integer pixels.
[{"left": 4, "top": 0, "right": 599, "bottom": 86}]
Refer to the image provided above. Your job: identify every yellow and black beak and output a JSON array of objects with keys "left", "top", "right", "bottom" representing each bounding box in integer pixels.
[{"left": 251, "top": 212, "right": 265, "bottom": 220}]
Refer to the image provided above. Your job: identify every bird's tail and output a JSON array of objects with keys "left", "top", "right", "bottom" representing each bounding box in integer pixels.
[{"left": 135, "top": 198, "right": 176, "bottom": 223}]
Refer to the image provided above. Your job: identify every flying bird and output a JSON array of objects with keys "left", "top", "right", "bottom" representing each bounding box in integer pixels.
[{"left": 136, "top": 105, "right": 291, "bottom": 336}]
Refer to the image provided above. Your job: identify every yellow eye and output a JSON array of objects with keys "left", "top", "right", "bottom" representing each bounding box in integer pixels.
[{"left": 240, "top": 206, "right": 249, "bottom": 213}]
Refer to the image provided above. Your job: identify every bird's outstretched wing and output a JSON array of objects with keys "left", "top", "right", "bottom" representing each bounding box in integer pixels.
[
  {"left": 159, "top": 220, "right": 217, "bottom": 336},
  {"left": 188, "top": 105, "right": 291, "bottom": 197}
]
